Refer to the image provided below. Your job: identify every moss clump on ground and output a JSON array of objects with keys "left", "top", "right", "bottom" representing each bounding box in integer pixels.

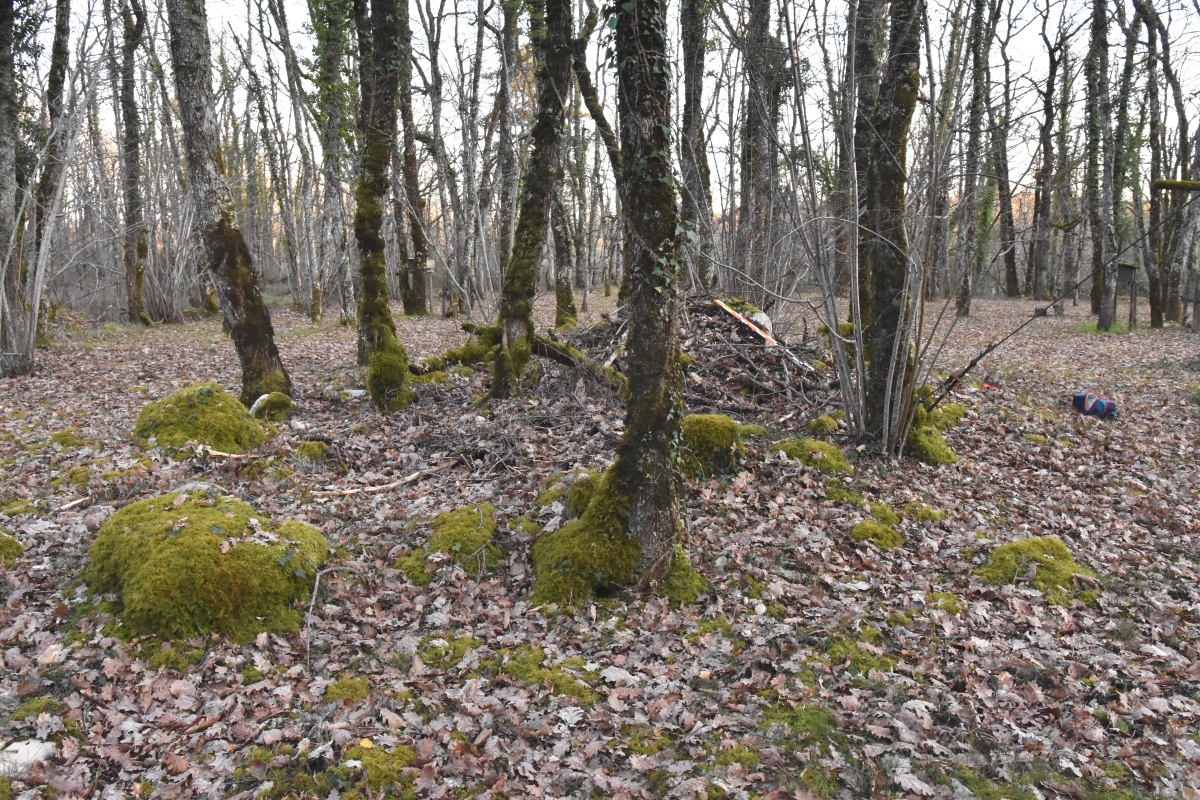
[
  {"left": 0, "top": 498, "right": 36, "bottom": 517},
  {"left": 536, "top": 469, "right": 601, "bottom": 518},
  {"left": 824, "top": 479, "right": 862, "bottom": 506},
  {"left": 396, "top": 504, "right": 499, "bottom": 586},
  {"left": 681, "top": 414, "right": 743, "bottom": 478},
  {"left": 134, "top": 382, "right": 265, "bottom": 457},
  {"left": 851, "top": 520, "right": 903, "bottom": 550},
  {"left": 419, "top": 635, "right": 481, "bottom": 669},
  {"left": 805, "top": 415, "right": 839, "bottom": 435},
  {"left": 324, "top": 676, "right": 370, "bottom": 703},
  {"left": 504, "top": 646, "right": 598, "bottom": 703},
  {"left": 50, "top": 466, "right": 90, "bottom": 490},
  {"left": 907, "top": 397, "right": 967, "bottom": 466},
  {"left": 0, "top": 533, "right": 24, "bottom": 567},
  {"left": 869, "top": 503, "right": 900, "bottom": 526},
  {"left": 660, "top": 546, "right": 708, "bottom": 606},
  {"left": 11, "top": 696, "right": 65, "bottom": 721},
  {"left": 50, "top": 429, "right": 87, "bottom": 449},
  {"left": 775, "top": 438, "right": 852, "bottom": 474},
  {"left": 928, "top": 591, "right": 963, "bottom": 615},
  {"left": 341, "top": 744, "right": 415, "bottom": 793},
  {"left": 714, "top": 744, "right": 760, "bottom": 769},
  {"left": 976, "top": 536, "right": 1097, "bottom": 605},
  {"left": 827, "top": 630, "right": 896, "bottom": 674},
  {"left": 737, "top": 423, "right": 768, "bottom": 440},
  {"left": 366, "top": 348, "right": 414, "bottom": 412},
  {"left": 904, "top": 502, "right": 947, "bottom": 522},
  {"left": 761, "top": 701, "right": 838, "bottom": 748},
  {"left": 83, "top": 490, "right": 327, "bottom": 642},
  {"left": 251, "top": 391, "right": 294, "bottom": 421},
  {"left": 293, "top": 440, "right": 327, "bottom": 464},
  {"left": 530, "top": 466, "right": 639, "bottom": 605}
]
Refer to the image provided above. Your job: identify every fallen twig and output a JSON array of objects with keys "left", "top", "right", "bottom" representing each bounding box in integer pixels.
[
  {"left": 194, "top": 445, "right": 260, "bottom": 460},
  {"left": 311, "top": 457, "right": 461, "bottom": 497},
  {"left": 55, "top": 496, "right": 89, "bottom": 512}
]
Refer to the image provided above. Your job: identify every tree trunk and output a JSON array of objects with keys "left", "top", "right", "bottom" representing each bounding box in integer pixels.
[
  {"left": 165, "top": 0, "right": 291, "bottom": 405},
  {"left": 1143, "top": 8, "right": 1164, "bottom": 328},
  {"left": 552, "top": 188, "right": 577, "bottom": 327},
  {"left": 310, "top": 0, "right": 351, "bottom": 322},
  {"left": 352, "top": 0, "right": 411, "bottom": 409},
  {"left": 1091, "top": 0, "right": 1118, "bottom": 331},
  {"left": 613, "top": 0, "right": 683, "bottom": 582},
  {"left": 679, "top": 0, "right": 712, "bottom": 289},
  {"left": 0, "top": 0, "right": 19, "bottom": 361},
  {"left": 118, "top": 0, "right": 148, "bottom": 324},
  {"left": 955, "top": 0, "right": 987, "bottom": 316},
  {"left": 491, "top": 0, "right": 571, "bottom": 398},
  {"left": 991, "top": 82, "right": 1020, "bottom": 298},
  {"left": 495, "top": 0, "right": 520, "bottom": 273},
  {"left": 397, "top": 0, "right": 428, "bottom": 315},
  {"left": 861, "top": 0, "right": 922, "bottom": 450},
  {"left": 851, "top": 0, "right": 886, "bottom": 325},
  {"left": 1030, "top": 30, "right": 1060, "bottom": 302},
  {"left": 32, "top": 0, "right": 70, "bottom": 256}
]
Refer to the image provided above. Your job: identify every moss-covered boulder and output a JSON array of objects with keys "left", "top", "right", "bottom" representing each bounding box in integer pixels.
[
  {"left": 681, "top": 414, "right": 744, "bottom": 478},
  {"left": 805, "top": 415, "right": 839, "bottom": 435},
  {"left": 774, "top": 438, "right": 852, "bottom": 474},
  {"left": 396, "top": 504, "right": 499, "bottom": 586},
  {"left": 975, "top": 536, "right": 1097, "bottom": 605},
  {"left": 0, "top": 533, "right": 23, "bottom": 567},
  {"left": 134, "top": 382, "right": 265, "bottom": 457},
  {"left": 83, "top": 489, "right": 327, "bottom": 642},
  {"left": 907, "top": 394, "right": 967, "bottom": 466},
  {"left": 249, "top": 391, "right": 294, "bottom": 421}
]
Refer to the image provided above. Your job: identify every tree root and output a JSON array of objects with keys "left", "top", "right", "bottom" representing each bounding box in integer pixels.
[{"left": 533, "top": 334, "right": 628, "bottom": 397}]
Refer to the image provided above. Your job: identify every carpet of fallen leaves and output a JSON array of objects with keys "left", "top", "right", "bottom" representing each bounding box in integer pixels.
[{"left": 2, "top": 296, "right": 1199, "bottom": 800}]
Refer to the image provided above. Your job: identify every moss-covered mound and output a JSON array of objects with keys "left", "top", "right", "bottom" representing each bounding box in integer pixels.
[
  {"left": 134, "top": 382, "right": 265, "bottom": 457},
  {"left": 907, "top": 395, "right": 967, "bottom": 466},
  {"left": 805, "top": 415, "right": 839, "bottom": 435},
  {"left": 0, "top": 533, "right": 23, "bottom": 567},
  {"left": 661, "top": 546, "right": 708, "bottom": 606},
  {"left": 531, "top": 467, "right": 640, "bottom": 605},
  {"left": 396, "top": 504, "right": 499, "bottom": 586},
  {"left": 775, "top": 438, "right": 852, "bottom": 474},
  {"left": 824, "top": 478, "right": 863, "bottom": 506},
  {"left": 976, "top": 536, "right": 1097, "bottom": 605},
  {"left": 536, "top": 469, "right": 601, "bottom": 519},
  {"left": 83, "top": 489, "right": 327, "bottom": 642},
  {"left": 851, "top": 520, "right": 903, "bottom": 550},
  {"left": 366, "top": 348, "right": 414, "bottom": 412},
  {"left": 681, "top": 414, "right": 744, "bottom": 477},
  {"left": 250, "top": 391, "right": 294, "bottom": 421}
]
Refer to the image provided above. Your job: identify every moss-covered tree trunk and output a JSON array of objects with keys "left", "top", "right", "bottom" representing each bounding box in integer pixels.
[
  {"left": 397, "top": 0, "right": 427, "bottom": 316},
  {"left": 552, "top": 189, "right": 577, "bottom": 328},
  {"left": 0, "top": 0, "right": 19, "bottom": 365},
  {"left": 353, "top": 0, "right": 411, "bottom": 410},
  {"left": 164, "top": 0, "right": 291, "bottom": 406},
  {"left": 612, "top": 0, "right": 684, "bottom": 581},
  {"left": 119, "top": 0, "right": 149, "bottom": 325},
  {"left": 491, "top": 0, "right": 571, "bottom": 398},
  {"left": 679, "top": 0, "right": 712, "bottom": 289},
  {"left": 861, "top": 0, "right": 921, "bottom": 450}
]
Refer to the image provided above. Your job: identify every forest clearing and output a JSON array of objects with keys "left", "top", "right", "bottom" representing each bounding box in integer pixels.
[{"left": 1, "top": 295, "right": 1198, "bottom": 799}]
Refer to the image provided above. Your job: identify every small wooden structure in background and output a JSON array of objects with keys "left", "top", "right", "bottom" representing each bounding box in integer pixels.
[{"left": 1117, "top": 262, "right": 1138, "bottom": 330}]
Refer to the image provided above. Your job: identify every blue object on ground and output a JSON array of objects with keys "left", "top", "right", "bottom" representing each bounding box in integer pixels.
[{"left": 1072, "top": 391, "right": 1117, "bottom": 418}]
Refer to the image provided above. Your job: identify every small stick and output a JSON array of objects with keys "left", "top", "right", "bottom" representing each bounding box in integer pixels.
[
  {"left": 311, "top": 458, "right": 461, "bottom": 497},
  {"left": 55, "top": 496, "right": 88, "bottom": 512},
  {"left": 195, "top": 445, "right": 260, "bottom": 460}
]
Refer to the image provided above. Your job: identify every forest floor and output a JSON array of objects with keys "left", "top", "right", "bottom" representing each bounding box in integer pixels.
[{"left": 1, "top": 295, "right": 1199, "bottom": 800}]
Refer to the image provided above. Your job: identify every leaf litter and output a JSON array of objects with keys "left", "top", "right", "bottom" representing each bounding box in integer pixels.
[{"left": 0, "top": 297, "right": 1197, "bottom": 799}]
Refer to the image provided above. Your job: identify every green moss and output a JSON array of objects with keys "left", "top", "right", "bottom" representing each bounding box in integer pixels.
[
  {"left": 681, "top": 414, "right": 743, "bottom": 478},
  {"left": 82, "top": 490, "right": 327, "bottom": 642},
  {"left": 504, "top": 646, "right": 598, "bottom": 703},
  {"left": 11, "top": 696, "right": 65, "bottom": 721},
  {"left": 826, "top": 634, "right": 897, "bottom": 674},
  {"left": 850, "top": 520, "right": 903, "bottom": 550},
  {"left": 805, "top": 415, "right": 839, "bottom": 435},
  {"left": 0, "top": 777, "right": 10, "bottom": 800},
  {"left": 775, "top": 438, "right": 852, "bottom": 474},
  {"left": 148, "top": 644, "right": 205, "bottom": 672},
  {"left": 906, "top": 397, "right": 965, "bottom": 466},
  {"left": 420, "top": 325, "right": 500, "bottom": 372},
  {"left": 869, "top": 503, "right": 900, "bottom": 526},
  {"left": 737, "top": 423, "right": 768, "bottom": 440},
  {"left": 536, "top": 485, "right": 565, "bottom": 508},
  {"left": 714, "top": 744, "right": 760, "bottom": 769},
  {"left": 975, "top": 536, "right": 1097, "bottom": 605},
  {"left": 242, "top": 665, "right": 265, "bottom": 684},
  {"left": 398, "top": 504, "right": 499, "bottom": 586},
  {"left": 627, "top": 726, "right": 675, "bottom": 755},
  {"left": 685, "top": 615, "right": 734, "bottom": 644},
  {"left": 1024, "top": 433, "right": 1048, "bottom": 445},
  {"left": 886, "top": 611, "right": 913, "bottom": 627},
  {"left": 564, "top": 470, "right": 601, "bottom": 519},
  {"left": 419, "top": 636, "right": 481, "bottom": 669},
  {"left": 761, "top": 701, "right": 837, "bottom": 747},
  {"left": 293, "top": 441, "right": 327, "bottom": 463},
  {"left": 0, "top": 533, "right": 24, "bottom": 566},
  {"left": 253, "top": 392, "right": 294, "bottom": 421},
  {"left": 725, "top": 298, "right": 763, "bottom": 316},
  {"left": 341, "top": 744, "right": 415, "bottom": 793},
  {"left": 51, "top": 466, "right": 90, "bottom": 490},
  {"left": 904, "top": 503, "right": 946, "bottom": 522},
  {"left": 530, "top": 466, "right": 639, "bottom": 605},
  {"left": 325, "top": 676, "right": 370, "bottom": 702},
  {"left": 824, "top": 478, "right": 862, "bottom": 506},
  {"left": 50, "top": 429, "right": 87, "bottom": 449},
  {"left": 366, "top": 348, "right": 414, "bottom": 412},
  {"left": 660, "top": 546, "right": 708, "bottom": 606},
  {"left": 800, "top": 767, "right": 840, "bottom": 799},
  {"left": 927, "top": 591, "right": 963, "bottom": 615},
  {"left": 1189, "top": 384, "right": 1200, "bottom": 406},
  {"left": 134, "top": 382, "right": 265, "bottom": 457}
]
